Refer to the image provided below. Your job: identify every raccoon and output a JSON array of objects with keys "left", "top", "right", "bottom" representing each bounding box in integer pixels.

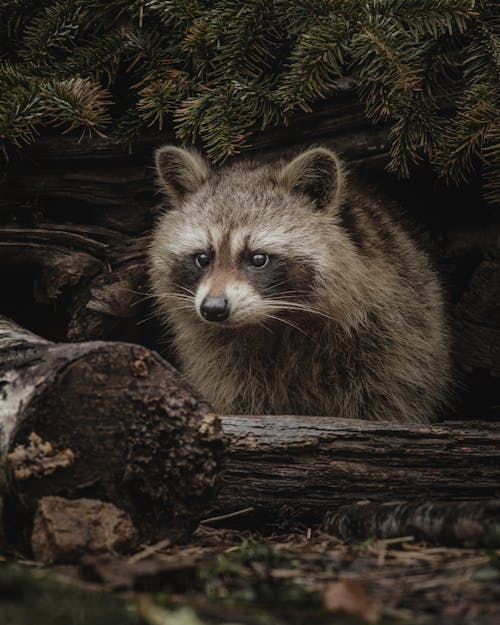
[{"left": 148, "top": 145, "right": 452, "bottom": 423}]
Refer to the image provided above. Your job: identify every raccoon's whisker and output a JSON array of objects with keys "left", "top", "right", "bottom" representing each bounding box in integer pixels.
[
  {"left": 263, "top": 289, "right": 308, "bottom": 297},
  {"left": 136, "top": 313, "right": 158, "bottom": 326},
  {"left": 263, "top": 291, "right": 310, "bottom": 300},
  {"left": 124, "top": 289, "right": 160, "bottom": 306},
  {"left": 160, "top": 292, "right": 193, "bottom": 302},
  {"left": 126, "top": 288, "right": 147, "bottom": 295},
  {"left": 283, "top": 306, "right": 337, "bottom": 323},
  {"left": 126, "top": 288, "right": 155, "bottom": 298},
  {"left": 260, "top": 280, "right": 290, "bottom": 293},
  {"left": 256, "top": 320, "right": 274, "bottom": 335},
  {"left": 265, "top": 300, "right": 338, "bottom": 323},
  {"left": 127, "top": 293, "right": 156, "bottom": 301},
  {"left": 141, "top": 302, "right": 191, "bottom": 322},
  {"left": 167, "top": 302, "right": 193, "bottom": 308},
  {"left": 261, "top": 313, "right": 312, "bottom": 339},
  {"left": 170, "top": 282, "right": 196, "bottom": 296},
  {"left": 261, "top": 286, "right": 309, "bottom": 297},
  {"left": 161, "top": 289, "right": 193, "bottom": 298},
  {"left": 163, "top": 302, "right": 194, "bottom": 311},
  {"left": 138, "top": 302, "right": 193, "bottom": 324},
  {"left": 131, "top": 295, "right": 158, "bottom": 305}
]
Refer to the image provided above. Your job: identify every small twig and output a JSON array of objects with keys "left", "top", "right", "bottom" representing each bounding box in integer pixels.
[
  {"left": 377, "top": 535, "right": 415, "bottom": 545},
  {"left": 128, "top": 537, "right": 172, "bottom": 564},
  {"left": 200, "top": 506, "right": 255, "bottom": 525}
]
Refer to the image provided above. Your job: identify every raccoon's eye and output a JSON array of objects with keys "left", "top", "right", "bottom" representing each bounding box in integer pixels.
[
  {"left": 249, "top": 252, "right": 269, "bottom": 268},
  {"left": 195, "top": 252, "right": 211, "bottom": 268}
]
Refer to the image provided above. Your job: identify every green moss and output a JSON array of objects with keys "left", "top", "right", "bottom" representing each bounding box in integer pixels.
[
  {"left": 198, "top": 540, "right": 321, "bottom": 609},
  {"left": 0, "top": 563, "right": 141, "bottom": 625}
]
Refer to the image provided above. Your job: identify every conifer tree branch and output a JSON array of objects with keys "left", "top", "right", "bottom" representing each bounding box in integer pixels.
[{"left": 0, "top": 0, "right": 498, "bottom": 203}]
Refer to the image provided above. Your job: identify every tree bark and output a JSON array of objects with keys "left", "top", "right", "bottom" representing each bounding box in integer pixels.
[
  {"left": 322, "top": 499, "right": 500, "bottom": 546},
  {"left": 214, "top": 415, "right": 500, "bottom": 531},
  {"left": 2, "top": 319, "right": 499, "bottom": 549},
  {"left": 0, "top": 224, "right": 158, "bottom": 354},
  {"left": 0, "top": 316, "right": 225, "bottom": 551}
]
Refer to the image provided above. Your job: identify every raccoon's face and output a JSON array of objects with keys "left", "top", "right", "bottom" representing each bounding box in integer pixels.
[
  {"left": 149, "top": 146, "right": 345, "bottom": 328},
  {"left": 169, "top": 228, "right": 314, "bottom": 327}
]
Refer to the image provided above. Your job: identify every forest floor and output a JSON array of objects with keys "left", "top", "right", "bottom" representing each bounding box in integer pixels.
[{"left": 2, "top": 525, "right": 500, "bottom": 625}]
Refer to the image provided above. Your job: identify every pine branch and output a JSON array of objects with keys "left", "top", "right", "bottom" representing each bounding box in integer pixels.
[
  {"left": 483, "top": 119, "right": 500, "bottom": 204},
  {"left": 0, "top": 0, "right": 498, "bottom": 202},
  {"left": 64, "top": 31, "right": 129, "bottom": 83},
  {"left": 20, "top": 1, "right": 89, "bottom": 69},
  {"left": 203, "top": 0, "right": 283, "bottom": 80},
  {"left": 353, "top": 15, "right": 424, "bottom": 122},
  {"left": 137, "top": 70, "right": 187, "bottom": 129},
  {"left": 364, "top": 0, "right": 472, "bottom": 39},
  {"left": 433, "top": 83, "right": 498, "bottom": 183},
  {"left": 277, "top": 17, "right": 349, "bottom": 111},
  {"left": 43, "top": 77, "right": 112, "bottom": 139},
  {"left": 387, "top": 95, "right": 444, "bottom": 178},
  {"left": 176, "top": 85, "right": 250, "bottom": 162},
  {"left": 112, "top": 105, "right": 146, "bottom": 151},
  {"left": 198, "top": 86, "right": 251, "bottom": 162},
  {"left": 0, "top": 87, "right": 43, "bottom": 157}
]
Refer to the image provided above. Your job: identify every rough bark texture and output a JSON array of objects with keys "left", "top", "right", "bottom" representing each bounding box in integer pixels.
[
  {"left": 0, "top": 316, "right": 225, "bottom": 552},
  {"left": 323, "top": 500, "right": 500, "bottom": 546},
  {"left": 215, "top": 415, "right": 500, "bottom": 530}
]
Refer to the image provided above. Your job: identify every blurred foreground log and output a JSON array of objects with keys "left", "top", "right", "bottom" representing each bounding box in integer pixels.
[
  {"left": 0, "top": 316, "right": 224, "bottom": 551},
  {"left": 323, "top": 499, "right": 500, "bottom": 546},
  {"left": 216, "top": 415, "right": 500, "bottom": 534}
]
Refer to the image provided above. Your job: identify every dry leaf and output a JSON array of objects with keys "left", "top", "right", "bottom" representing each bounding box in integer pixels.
[{"left": 324, "top": 579, "right": 380, "bottom": 623}]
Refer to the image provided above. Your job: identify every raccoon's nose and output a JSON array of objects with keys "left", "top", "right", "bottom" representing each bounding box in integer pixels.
[{"left": 201, "top": 295, "right": 230, "bottom": 322}]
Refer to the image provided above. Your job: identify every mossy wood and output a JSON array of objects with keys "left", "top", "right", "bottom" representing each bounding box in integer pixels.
[{"left": 0, "top": 316, "right": 225, "bottom": 551}]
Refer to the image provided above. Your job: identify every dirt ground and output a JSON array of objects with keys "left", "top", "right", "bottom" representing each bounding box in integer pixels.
[{"left": 2, "top": 525, "right": 499, "bottom": 625}]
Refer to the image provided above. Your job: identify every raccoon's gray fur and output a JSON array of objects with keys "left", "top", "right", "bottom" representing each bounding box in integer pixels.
[{"left": 149, "top": 145, "right": 452, "bottom": 423}]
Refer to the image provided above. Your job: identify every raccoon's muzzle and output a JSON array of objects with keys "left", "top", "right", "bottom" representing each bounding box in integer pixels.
[{"left": 201, "top": 294, "right": 230, "bottom": 322}]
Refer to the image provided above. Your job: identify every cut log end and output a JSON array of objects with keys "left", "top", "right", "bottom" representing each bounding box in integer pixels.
[{"left": 0, "top": 317, "right": 225, "bottom": 553}]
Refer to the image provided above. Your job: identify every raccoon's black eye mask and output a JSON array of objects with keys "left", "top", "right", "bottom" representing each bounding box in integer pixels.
[{"left": 171, "top": 249, "right": 314, "bottom": 300}]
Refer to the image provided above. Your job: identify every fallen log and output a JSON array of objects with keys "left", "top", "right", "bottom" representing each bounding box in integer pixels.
[
  {"left": 0, "top": 225, "right": 153, "bottom": 344},
  {"left": 323, "top": 500, "right": 500, "bottom": 546},
  {"left": 0, "top": 316, "right": 225, "bottom": 552},
  {"left": 216, "top": 415, "right": 500, "bottom": 530}
]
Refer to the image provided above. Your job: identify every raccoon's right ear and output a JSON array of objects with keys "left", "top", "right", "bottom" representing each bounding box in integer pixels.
[
  {"left": 277, "top": 147, "right": 345, "bottom": 213},
  {"left": 155, "top": 145, "right": 210, "bottom": 206}
]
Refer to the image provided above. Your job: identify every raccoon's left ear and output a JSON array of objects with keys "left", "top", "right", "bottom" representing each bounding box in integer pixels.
[
  {"left": 276, "top": 147, "right": 345, "bottom": 212},
  {"left": 155, "top": 145, "right": 210, "bottom": 206}
]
